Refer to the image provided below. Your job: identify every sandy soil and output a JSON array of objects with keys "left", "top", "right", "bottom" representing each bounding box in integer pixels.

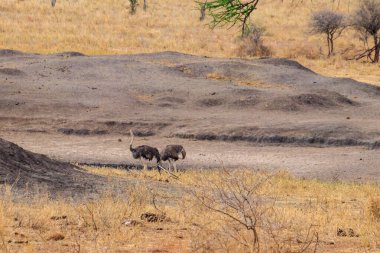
[{"left": 1, "top": 50, "right": 379, "bottom": 181}]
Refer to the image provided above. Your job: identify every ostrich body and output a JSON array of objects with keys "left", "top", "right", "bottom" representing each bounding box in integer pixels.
[
  {"left": 161, "top": 145, "right": 186, "bottom": 172},
  {"left": 129, "top": 130, "right": 160, "bottom": 170}
]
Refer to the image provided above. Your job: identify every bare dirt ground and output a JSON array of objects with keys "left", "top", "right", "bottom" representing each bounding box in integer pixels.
[{"left": 1, "top": 50, "right": 380, "bottom": 182}]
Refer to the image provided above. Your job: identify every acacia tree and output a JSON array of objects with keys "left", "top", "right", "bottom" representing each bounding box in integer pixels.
[
  {"left": 352, "top": 0, "right": 380, "bottom": 63},
  {"left": 199, "top": 0, "right": 260, "bottom": 36},
  {"left": 310, "top": 10, "right": 346, "bottom": 57}
]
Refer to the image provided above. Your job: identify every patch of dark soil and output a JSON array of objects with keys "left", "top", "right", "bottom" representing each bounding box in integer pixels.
[
  {"left": 0, "top": 68, "right": 25, "bottom": 76},
  {"left": 0, "top": 49, "right": 24, "bottom": 56},
  {"left": 0, "top": 138, "right": 104, "bottom": 197},
  {"left": 233, "top": 88, "right": 262, "bottom": 96},
  {"left": 57, "top": 120, "right": 168, "bottom": 136},
  {"left": 57, "top": 128, "right": 74, "bottom": 135},
  {"left": 293, "top": 94, "right": 337, "bottom": 107},
  {"left": 233, "top": 96, "right": 260, "bottom": 107},
  {"left": 73, "top": 129, "right": 90, "bottom": 135},
  {"left": 54, "top": 52, "right": 86, "bottom": 57},
  {"left": 93, "top": 129, "right": 108, "bottom": 135},
  {"left": 266, "top": 92, "right": 356, "bottom": 111},
  {"left": 79, "top": 162, "right": 139, "bottom": 170},
  {"left": 159, "top": 97, "right": 186, "bottom": 104},
  {"left": 132, "top": 130, "right": 155, "bottom": 137},
  {"left": 158, "top": 103, "right": 175, "bottom": 108},
  {"left": 102, "top": 121, "right": 169, "bottom": 134},
  {"left": 26, "top": 129, "right": 47, "bottom": 133},
  {"left": 257, "top": 58, "right": 315, "bottom": 73},
  {"left": 321, "top": 90, "right": 358, "bottom": 105},
  {"left": 174, "top": 128, "right": 380, "bottom": 149},
  {"left": 57, "top": 128, "right": 108, "bottom": 136},
  {"left": 197, "top": 98, "right": 224, "bottom": 107}
]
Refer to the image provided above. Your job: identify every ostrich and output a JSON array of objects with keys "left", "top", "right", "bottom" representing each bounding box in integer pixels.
[
  {"left": 129, "top": 130, "right": 161, "bottom": 171},
  {"left": 161, "top": 145, "right": 186, "bottom": 173}
]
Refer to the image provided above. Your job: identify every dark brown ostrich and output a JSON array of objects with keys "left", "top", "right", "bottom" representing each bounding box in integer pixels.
[
  {"left": 129, "top": 130, "right": 161, "bottom": 171},
  {"left": 161, "top": 145, "right": 186, "bottom": 172}
]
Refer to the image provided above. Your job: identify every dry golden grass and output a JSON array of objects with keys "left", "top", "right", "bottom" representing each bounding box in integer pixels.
[
  {"left": 1, "top": 167, "right": 379, "bottom": 252},
  {"left": 0, "top": 0, "right": 379, "bottom": 86}
]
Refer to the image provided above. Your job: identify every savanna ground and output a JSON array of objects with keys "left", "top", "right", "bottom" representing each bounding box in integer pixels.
[
  {"left": 1, "top": 167, "right": 380, "bottom": 253},
  {"left": 1, "top": 0, "right": 380, "bottom": 252}
]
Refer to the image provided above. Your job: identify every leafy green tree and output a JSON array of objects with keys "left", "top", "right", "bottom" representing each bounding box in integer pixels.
[{"left": 198, "top": 0, "right": 260, "bottom": 36}]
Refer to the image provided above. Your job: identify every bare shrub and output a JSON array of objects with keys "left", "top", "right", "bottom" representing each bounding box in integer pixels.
[
  {"left": 236, "top": 23, "right": 272, "bottom": 58},
  {"left": 190, "top": 170, "right": 319, "bottom": 252},
  {"left": 352, "top": 0, "right": 380, "bottom": 62},
  {"left": 310, "top": 10, "right": 346, "bottom": 57}
]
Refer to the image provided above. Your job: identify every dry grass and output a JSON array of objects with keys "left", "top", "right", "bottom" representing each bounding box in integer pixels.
[
  {"left": 1, "top": 167, "right": 379, "bottom": 252},
  {"left": 0, "top": 0, "right": 379, "bottom": 86}
]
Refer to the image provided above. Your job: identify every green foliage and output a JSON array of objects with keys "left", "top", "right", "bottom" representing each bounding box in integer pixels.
[{"left": 198, "top": 0, "right": 260, "bottom": 35}]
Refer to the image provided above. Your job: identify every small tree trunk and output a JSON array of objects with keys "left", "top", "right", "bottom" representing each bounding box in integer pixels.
[
  {"left": 129, "top": 0, "right": 137, "bottom": 15},
  {"left": 327, "top": 34, "right": 331, "bottom": 57},
  {"left": 143, "top": 0, "right": 147, "bottom": 11},
  {"left": 330, "top": 34, "right": 334, "bottom": 56},
  {"left": 374, "top": 35, "right": 379, "bottom": 63},
  {"left": 200, "top": 2, "right": 206, "bottom": 21}
]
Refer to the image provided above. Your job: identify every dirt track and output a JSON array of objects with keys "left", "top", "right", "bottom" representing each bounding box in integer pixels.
[{"left": 1, "top": 50, "right": 380, "bottom": 181}]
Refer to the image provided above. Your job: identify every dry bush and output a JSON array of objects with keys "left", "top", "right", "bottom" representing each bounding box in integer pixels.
[
  {"left": 310, "top": 10, "right": 346, "bottom": 56},
  {"left": 236, "top": 23, "right": 272, "bottom": 58},
  {"left": 188, "top": 170, "right": 319, "bottom": 252}
]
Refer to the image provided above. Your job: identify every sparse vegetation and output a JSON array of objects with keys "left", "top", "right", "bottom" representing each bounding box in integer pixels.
[
  {"left": 237, "top": 22, "right": 272, "bottom": 57},
  {"left": 0, "top": 167, "right": 379, "bottom": 252},
  {"left": 0, "top": 0, "right": 379, "bottom": 85}
]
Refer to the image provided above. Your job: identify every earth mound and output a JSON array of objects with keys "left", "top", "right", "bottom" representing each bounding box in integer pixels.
[{"left": 0, "top": 138, "right": 104, "bottom": 197}]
